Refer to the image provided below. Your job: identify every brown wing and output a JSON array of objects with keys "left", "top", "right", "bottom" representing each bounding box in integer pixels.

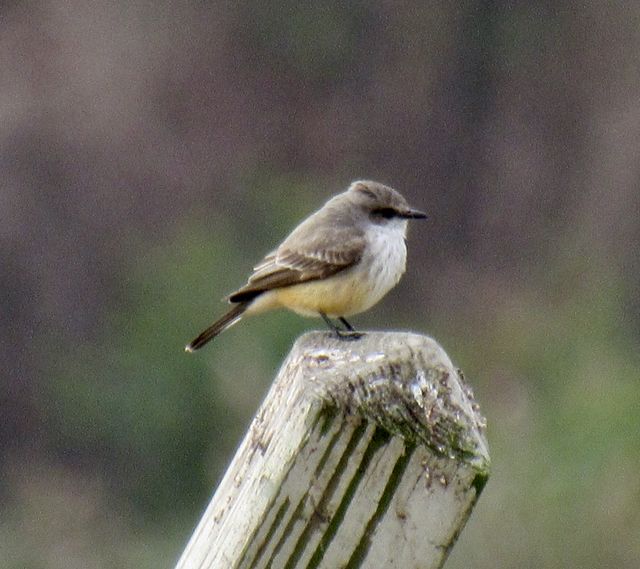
[{"left": 228, "top": 236, "right": 365, "bottom": 303}]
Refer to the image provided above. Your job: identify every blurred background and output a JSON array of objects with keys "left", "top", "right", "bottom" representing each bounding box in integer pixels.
[{"left": 2, "top": 2, "right": 639, "bottom": 567}]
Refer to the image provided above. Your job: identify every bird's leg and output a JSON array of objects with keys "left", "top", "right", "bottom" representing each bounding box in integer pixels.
[
  {"left": 320, "top": 312, "right": 342, "bottom": 334},
  {"left": 338, "top": 317, "right": 355, "bottom": 331},
  {"left": 337, "top": 316, "right": 364, "bottom": 340},
  {"left": 320, "top": 313, "right": 364, "bottom": 340}
]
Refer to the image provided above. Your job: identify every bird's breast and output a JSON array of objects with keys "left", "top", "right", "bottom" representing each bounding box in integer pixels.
[
  {"left": 358, "top": 225, "right": 407, "bottom": 309},
  {"left": 269, "top": 228, "right": 407, "bottom": 318}
]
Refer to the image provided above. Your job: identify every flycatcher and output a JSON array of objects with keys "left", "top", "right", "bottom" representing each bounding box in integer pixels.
[{"left": 185, "top": 180, "right": 426, "bottom": 351}]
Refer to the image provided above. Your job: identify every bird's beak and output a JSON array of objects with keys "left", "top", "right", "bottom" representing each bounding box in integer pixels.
[{"left": 400, "top": 207, "right": 428, "bottom": 219}]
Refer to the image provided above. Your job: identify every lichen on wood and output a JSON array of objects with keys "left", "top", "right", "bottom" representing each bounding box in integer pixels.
[{"left": 175, "top": 331, "right": 490, "bottom": 569}]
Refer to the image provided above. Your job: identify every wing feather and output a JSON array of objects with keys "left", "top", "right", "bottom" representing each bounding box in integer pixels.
[{"left": 228, "top": 235, "right": 365, "bottom": 303}]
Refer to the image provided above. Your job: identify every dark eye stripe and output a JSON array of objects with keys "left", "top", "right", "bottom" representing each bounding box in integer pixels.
[{"left": 372, "top": 207, "right": 396, "bottom": 219}]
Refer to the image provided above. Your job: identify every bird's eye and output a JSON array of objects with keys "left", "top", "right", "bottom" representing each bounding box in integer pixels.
[{"left": 372, "top": 207, "right": 397, "bottom": 219}]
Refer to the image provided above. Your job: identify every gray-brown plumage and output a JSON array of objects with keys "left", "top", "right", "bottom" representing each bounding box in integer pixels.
[{"left": 186, "top": 180, "right": 426, "bottom": 351}]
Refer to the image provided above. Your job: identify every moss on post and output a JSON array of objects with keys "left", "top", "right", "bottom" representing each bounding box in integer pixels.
[{"left": 175, "top": 331, "right": 490, "bottom": 569}]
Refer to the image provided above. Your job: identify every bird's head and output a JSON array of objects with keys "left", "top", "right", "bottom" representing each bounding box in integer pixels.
[{"left": 347, "top": 180, "right": 427, "bottom": 226}]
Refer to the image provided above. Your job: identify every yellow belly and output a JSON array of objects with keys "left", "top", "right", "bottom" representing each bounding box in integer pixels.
[
  {"left": 272, "top": 276, "right": 373, "bottom": 317},
  {"left": 244, "top": 271, "right": 378, "bottom": 318}
]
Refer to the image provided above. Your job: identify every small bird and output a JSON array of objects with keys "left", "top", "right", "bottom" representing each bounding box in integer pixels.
[{"left": 185, "top": 180, "right": 426, "bottom": 352}]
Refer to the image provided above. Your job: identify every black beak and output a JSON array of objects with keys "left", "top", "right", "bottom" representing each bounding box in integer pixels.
[{"left": 400, "top": 207, "right": 428, "bottom": 219}]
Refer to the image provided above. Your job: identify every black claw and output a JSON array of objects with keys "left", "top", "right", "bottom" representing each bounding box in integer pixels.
[{"left": 335, "top": 329, "right": 365, "bottom": 341}]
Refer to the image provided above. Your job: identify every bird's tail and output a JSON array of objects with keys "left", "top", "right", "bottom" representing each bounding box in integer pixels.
[{"left": 185, "top": 302, "right": 250, "bottom": 352}]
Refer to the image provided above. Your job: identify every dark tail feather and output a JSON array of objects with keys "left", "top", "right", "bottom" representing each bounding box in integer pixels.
[{"left": 185, "top": 302, "right": 250, "bottom": 352}]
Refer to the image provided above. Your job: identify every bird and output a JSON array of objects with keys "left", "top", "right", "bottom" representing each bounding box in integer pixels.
[{"left": 185, "top": 180, "right": 426, "bottom": 352}]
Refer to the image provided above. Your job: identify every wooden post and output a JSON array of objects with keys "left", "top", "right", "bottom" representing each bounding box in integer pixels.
[{"left": 176, "top": 331, "right": 490, "bottom": 569}]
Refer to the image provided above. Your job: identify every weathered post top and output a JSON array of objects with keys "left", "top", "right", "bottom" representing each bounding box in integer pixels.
[{"left": 176, "top": 331, "right": 490, "bottom": 569}]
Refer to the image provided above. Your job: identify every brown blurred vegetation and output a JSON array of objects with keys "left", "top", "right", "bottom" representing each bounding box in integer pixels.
[{"left": 1, "top": 2, "right": 639, "bottom": 568}]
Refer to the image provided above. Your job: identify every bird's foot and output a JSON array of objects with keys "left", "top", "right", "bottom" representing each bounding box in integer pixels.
[
  {"left": 335, "top": 330, "right": 365, "bottom": 341},
  {"left": 320, "top": 312, "right": 364, "bottom": 340}
]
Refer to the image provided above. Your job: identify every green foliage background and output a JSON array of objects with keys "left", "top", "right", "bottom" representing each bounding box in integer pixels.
[{"left": 2, "top": 3, "right": 639, "bottom": 568}]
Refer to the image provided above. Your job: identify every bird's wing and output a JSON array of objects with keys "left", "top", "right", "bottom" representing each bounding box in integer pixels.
[{"left": 228, "top": 227, "right": 365, "bottom": 303}]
